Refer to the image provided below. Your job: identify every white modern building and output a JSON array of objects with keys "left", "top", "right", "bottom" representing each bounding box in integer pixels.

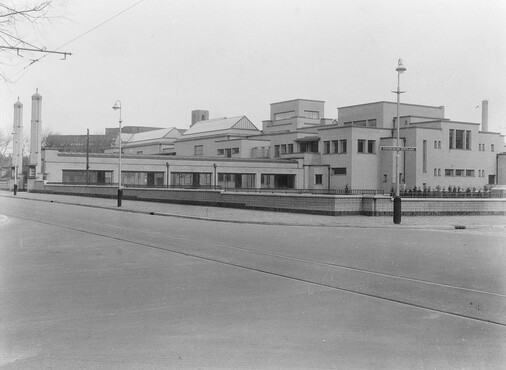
[{"left": 20, "top": 95, "right": 506, "bottom": 192}]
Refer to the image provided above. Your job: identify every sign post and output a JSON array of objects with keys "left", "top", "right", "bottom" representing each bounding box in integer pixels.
[{"left": 381, "top": 145, "right": 416, "bottom": 224}]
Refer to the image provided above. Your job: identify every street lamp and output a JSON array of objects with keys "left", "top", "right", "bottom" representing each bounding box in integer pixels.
[
  {"left": 213, "top": 163, "right": 217, "bottom": 188},
  {"left": 11, "top": 131, "right": 18, "bottom": 196},
  {"left": 112, "top": 100, "right": 123, "bottom": 206},
  {"left": 392, "top": 59, "right": 406, "bottom": 224}
]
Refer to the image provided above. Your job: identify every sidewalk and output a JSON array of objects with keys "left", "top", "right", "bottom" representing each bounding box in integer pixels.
[{"left": 2, "top": 191, "right": 505, "bottom": 231}]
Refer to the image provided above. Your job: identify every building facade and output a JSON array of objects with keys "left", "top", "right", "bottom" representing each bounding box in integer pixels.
[{"left": 36, "top": 98, "right": 506, "bottom": 192}]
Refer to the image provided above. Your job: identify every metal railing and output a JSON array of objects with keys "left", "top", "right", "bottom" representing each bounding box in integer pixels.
[
  {"left": 223, "top": 188, "right": 384, "bottom": 195},
  {"left": 399, "top": 190, "right": 494, "bottom": 198}
]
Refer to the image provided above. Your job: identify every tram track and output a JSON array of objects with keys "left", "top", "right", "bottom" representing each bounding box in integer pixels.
[{"left": 3, "top": 208, "right": 506, "bottom": 328}]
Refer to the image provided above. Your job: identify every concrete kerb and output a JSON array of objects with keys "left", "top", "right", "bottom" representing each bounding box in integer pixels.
[{"left": 2, "top": 192, "right": 501, "bottom": 231}]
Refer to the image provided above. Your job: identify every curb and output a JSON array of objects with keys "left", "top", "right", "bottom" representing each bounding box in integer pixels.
[{"left": 1, "top": 193, "right": 504, "bottom": 231}]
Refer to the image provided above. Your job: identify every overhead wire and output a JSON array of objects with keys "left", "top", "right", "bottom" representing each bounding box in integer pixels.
[{"left": 5, "top": 0, "right": 147, "bottom": 82}]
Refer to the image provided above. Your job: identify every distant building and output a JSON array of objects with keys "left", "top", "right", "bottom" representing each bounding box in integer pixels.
[
  {"left": 121, "top": 127, "right": 186, "bottom": 155},
  {"left": 105, "top": 126, "right": 164, "bottom": 137},
  {"left": 45, "top": 126, "right": 166, "bottom": 154},
  {"left": 45, "top": 134, "right": 113, "bottom": 153}
]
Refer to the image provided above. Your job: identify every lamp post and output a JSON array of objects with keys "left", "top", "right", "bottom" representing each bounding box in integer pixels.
[
  {"left": 213, "top": 163, "right": 217, "bottom": 188},
  {"left": 392, "top": 59, "right": 406, "bottom": 224},
  {"left": 112, "top": 100, "right": 123, "bottom": 206},
  {"left": 11, "top": 131, "right": 18, "bottom": 196},
  {"left": 166, "top": 162, "right": 170, "bottom": 189}
]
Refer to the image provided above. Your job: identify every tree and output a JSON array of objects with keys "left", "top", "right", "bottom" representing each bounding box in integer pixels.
[
  {"left": 0, "top": 127, "right": 11, "bottom": 158},
  {"left": 0, "top": 1, "right": 62, "bottom": 81}
]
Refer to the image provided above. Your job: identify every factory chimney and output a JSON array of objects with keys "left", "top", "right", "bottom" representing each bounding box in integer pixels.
[{"left": 481, "top": 99, "right": 488, "bottom": 132}]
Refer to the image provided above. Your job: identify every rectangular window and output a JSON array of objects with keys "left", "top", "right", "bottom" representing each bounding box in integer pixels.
[
  {"left": 455, "top": 169, "right": 464, "bottom": 176},
  {"left": 358, "top": 139, "right": 366, "bottom": 153},
  {"left": 434, "top": 141, "right": 438, "bottom": 149},
  {"left": 455, "top": 129, "right": 465, "bottom": 149},
  {"left": 287, "top": 144, "right": 293, "bottom": 154},
  {"left": 194, "top": 145, "right": 203, "bottom": 156},
  {"left": 465, "top": 130, "right": 471, "bottom": 150},
  {"left": 304, "top": 110, "right": 320, "bottom": 119},
  {"left": 438, "top": 141, "right": 441, "bottom": 149},
  {"left": 300, "top": 141, "right": 319, "bottom": 153},
  {"left": 274, "top": 145, "right": 280, "bottom": 157},
  {"left": 332, "top": 140, "right": 339, "bottom": 153},
  {"left": 340, "top": 139, "right": 347, "bottom": 153},
  {"left": 354, "top": 120, "right": 366, "bottom": 127},
  {"left": 332, "top": 167, "right": 347, "bottom": 175},
  {"left": 232, "top": 147, "right": 239, "bottom": 154},
  {"left": 225, "top": 148, "right": 231, "bottom": 157},
  {"left": 368, "top": 119, "right": 377, "bottom": 127},
  {"left": 466, "top": 169, "right": 475, "bottom": 177},
  {"left": 367, "top": 140, "right": 376, "bottom": 154},
  {"left": 491, "top": 144, "right": 495, "bottom": 152},
  {"left": 274, "top": 111, "right": 295, "bottom": 121},
  {"left": 383, "top": 174, "right": 387, "bottom": 182},
  {"left": 449, "top": 129, "right": 455, "bottom": 149},
  {"left": 445, "top": 169, "right": 454, "bottom": 176},
  {"left": 323, "top": 141, "right": 330, "bottom": 154},
  {"left": 217, "top": 149, "right": 224, "bottom": 155},
  {"left": 315, "top": 174, "right": 323, "bottom": 185},
  {"left": 280, "top": 144, "right": 286, "bottom": 154},
  {"left": 434, "top": 168, "right": 437, "bottom": 176},
  {"left": 344, "top": 121, "right": 352, "bottom": 126}
]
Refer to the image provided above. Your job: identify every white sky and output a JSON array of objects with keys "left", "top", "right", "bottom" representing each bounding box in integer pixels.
[{"left": 1, "top": 0, "right": 505, "bottom": 138}]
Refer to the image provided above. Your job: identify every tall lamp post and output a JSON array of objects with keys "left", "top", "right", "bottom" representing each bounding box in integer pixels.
[
  {"left": 11, "top": 131, "right": 18, "bottom": 196},
  {"left": 392, "top": 59, "right": 406, "bottom": 224},
  {"left": 112, "top": 100, "right": 123, "bottom": 207}
]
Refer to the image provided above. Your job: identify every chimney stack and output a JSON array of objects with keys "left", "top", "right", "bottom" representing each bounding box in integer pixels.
[
  {"left": 191, "top": 110, "right": 209, "bottom": 127},
  {"left": 481, "top": 99, "right": 488, "bottom": 132}
]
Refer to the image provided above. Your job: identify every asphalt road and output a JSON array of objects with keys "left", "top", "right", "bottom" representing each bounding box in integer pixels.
[{"left": 1, "top": 196, "right": 505, "bottom": 369}]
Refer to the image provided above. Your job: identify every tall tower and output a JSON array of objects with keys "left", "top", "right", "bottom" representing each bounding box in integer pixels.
[
  {"left": 29, "top": 88, "right": 42, "bottom": 179},
  {"left": 12, "top": 99, "right": 23, "bottom": 186}
]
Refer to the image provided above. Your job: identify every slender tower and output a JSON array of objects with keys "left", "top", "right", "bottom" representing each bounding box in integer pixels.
[
  {"left": 29, "top": 88, "right": 42, "bottom": 179},
  {"left": 12, "top": 99, "right": 23, "bottom": 188},
  {"left": 481, "top": 99, "right": 489, "bottom": 132}
]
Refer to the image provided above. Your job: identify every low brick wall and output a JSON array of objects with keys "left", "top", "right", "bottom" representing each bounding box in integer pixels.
[{"left": 31, "top": 184, "right": 506, "bottom": 216}]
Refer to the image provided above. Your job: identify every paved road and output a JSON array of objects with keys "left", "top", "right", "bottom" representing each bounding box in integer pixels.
[{"left": 1, "top": 195, "right": 505, "bottom": 369}]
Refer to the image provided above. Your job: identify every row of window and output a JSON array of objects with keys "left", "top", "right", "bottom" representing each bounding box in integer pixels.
[
  {"left": 322, "top": 140, "right": 347, "bottom": 154},
  {"left": 194, "top": 145, "right": 241, "bottom": 157},
  {"left": 273, "top": 110, "right": 320, "bottom": 121},
  {"left": 440, "top": 169, "right": 485, "bottom": 177},
  {"left": 274, "top": 144, "right": 294, "bottom": 157},
  {"left": 478, "top": 143, "right": 494, "bottom": 152},
  {"left": 449, "top": 129, "right": 471, "bottom": 150},
  {"left": 217, "top": 147, "right": 240, "bottom": 157},
  {"left": 314, "top": 168, "right": 348, "bottom": 184},
  {"left": 343, "top": 119, "right": 377, "bottom": 127}
]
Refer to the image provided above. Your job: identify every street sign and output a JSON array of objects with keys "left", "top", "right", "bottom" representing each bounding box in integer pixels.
[{"left": 381, "top": 146, "right": 416, "bottom": 151}]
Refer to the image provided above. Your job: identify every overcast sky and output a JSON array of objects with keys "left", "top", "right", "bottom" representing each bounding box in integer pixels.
[{"left": 1, "top": 0, "right": 505, "bottom": 139}]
